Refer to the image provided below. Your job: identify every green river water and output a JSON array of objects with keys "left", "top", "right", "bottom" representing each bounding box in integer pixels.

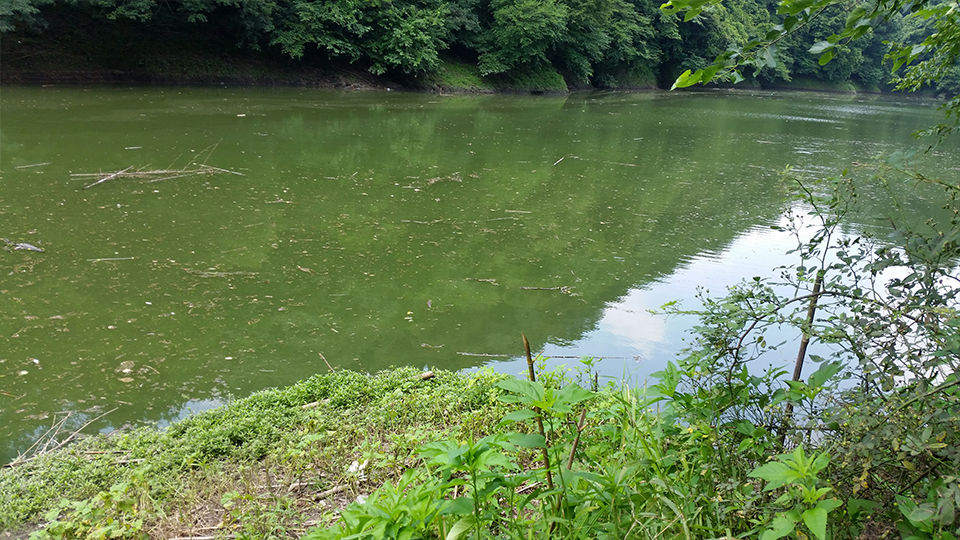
[{"left": 1, "top": 86, "right": 956, "bottom": 463}]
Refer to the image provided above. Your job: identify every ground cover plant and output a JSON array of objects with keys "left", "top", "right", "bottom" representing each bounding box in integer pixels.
[{"left": 0, "top": 367, "right": 513, "bottom": 538}]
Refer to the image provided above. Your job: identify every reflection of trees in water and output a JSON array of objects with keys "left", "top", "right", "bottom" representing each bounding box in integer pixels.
[{"left": 14, "top": 89, "right": 927, "bottom": 462}]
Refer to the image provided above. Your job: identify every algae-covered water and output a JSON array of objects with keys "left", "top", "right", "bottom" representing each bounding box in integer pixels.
[{"left": 1, "top": 87, "right": 955, "bottom": 463}]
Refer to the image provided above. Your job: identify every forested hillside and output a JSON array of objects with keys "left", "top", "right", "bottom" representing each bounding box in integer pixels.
[{"left": 2, "top": 0, "right": 954, "bottom": 91}]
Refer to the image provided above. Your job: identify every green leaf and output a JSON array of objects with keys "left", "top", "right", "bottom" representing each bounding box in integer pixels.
[
  {"left": 843, "top": 6, "right": 867, "bottom": 31},
  {"left": 810, "top": 451, "right": 831, "bottom": 474},
  {"left": 847, "top": 498, "right": 880, "bottom": 518},
  {"left": 446, "top": 514, "right": 478, "bottom": 540},
  {"left": 496, "top": 378, "right": 543, "bottom": 401},
  {"left": 505, "top": 432, "right": 546, "bottom": 448},
  {"left": 555, "top": 383, "right": 594, "bottom": 407},
  {"left": 777, "top": 0, "right": 817, "bottom": 16},
  {"left": 761, "top": 515, "right": 797, "bottom": 540},
  {"left": 818, "top": 498, "right": 843, "bottom": 513},
  {"left": 701, "top": 64, "right": 721, "bottom": 83},
  {"left": 907, "top": 503, "right": 937, "bottom": 524},
  {"left": 808, "top": 361, "right": 842, "bottom": 388},
  {"left": 937, "top": 495, "right": 955, "bottom": 526},
  {"left": 749, "top": 462, "right": 796, "bottom": 491},
  {"left": 803, "top": 507, "right": 829, "bottom": 540},
  {"left": 818, "top": 48, "right": 835, "bottom": 65},
  {"left": 671, "top": 69, "right": 701, "bottom": 89},
  {"left": 808, "top": 41, "right": 832, "bottom": 54},
  {"left": 682, "top": 6, "right": 704, "bottom": 21},
  {"left": 440, "top": 496, "right": 475, "bottom": 516},
  {"left": 499, "top": 409, "right": 536, "bottom": 424},
  {"left": 762, "top": 46, "right": 777, "bottom": 68}
]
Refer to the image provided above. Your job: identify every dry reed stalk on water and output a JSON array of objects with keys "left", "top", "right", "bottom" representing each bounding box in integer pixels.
[
  {"left": 75, "top": 164, "right": 243, "bottom": 189},
  {"left": 73, "top": 141, "right": 242, "bottom": 189}
]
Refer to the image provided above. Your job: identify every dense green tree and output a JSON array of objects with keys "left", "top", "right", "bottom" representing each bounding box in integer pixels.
[
  {"left": 0, "top": 0, "right": 942, "bottom": 89},
  {"left": 270, "top": 0, "right": 369, "bottom": 62},
  {"left": 547, "top": 0, "right": 651, "bottom": 84},
  {"left": 663, "top": 0, "right": 959, "bottom": 106},
  {"left": 363, "top": 0, "right": 449, "bottom": 74},
  {"left": 0, "top": 0, "right": 54, "bottom": 32},
  {"left": 476, "top": 0, "right": 567, "bottom": 75}
]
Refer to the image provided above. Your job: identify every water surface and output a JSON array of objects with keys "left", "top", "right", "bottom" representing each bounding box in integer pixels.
[{"left": 1, "top": 87, "right": 955, "bottom": 463}]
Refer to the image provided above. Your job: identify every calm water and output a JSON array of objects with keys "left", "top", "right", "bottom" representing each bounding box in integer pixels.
[{"left": 1, "top": 87, "right": 956, "bottom": 463}]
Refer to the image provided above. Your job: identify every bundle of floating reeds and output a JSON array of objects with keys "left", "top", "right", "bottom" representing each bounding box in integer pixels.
[
  {"left": 73, "top": 163, "right": 243, "bottom": 189},
  {"left": 71, "top": 142, "right": 242, "bottom": 189}
]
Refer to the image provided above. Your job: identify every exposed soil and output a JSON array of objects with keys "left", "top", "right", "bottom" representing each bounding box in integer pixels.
[{"left": 0, "top": 11, "right": 403, "bottom": 90}]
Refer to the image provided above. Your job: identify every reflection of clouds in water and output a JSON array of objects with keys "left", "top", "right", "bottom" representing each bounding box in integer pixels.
[
  {"left": 552, "top": 223, "right": 800, "bottom": 382},
  {"left": 600, "top": 290, "right": 667, "bottom": 359},
  {"left": 155, "top": 398, "right": 224, "bottom": 430},
  {"left": 671, "top": 223, "right": 792, "bottom": 291}
]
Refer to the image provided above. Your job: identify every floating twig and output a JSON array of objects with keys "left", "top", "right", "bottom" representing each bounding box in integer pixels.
[
  {"left": 199, "top": 164, "right": 244, "bottom": 176},
  {"left": 319, "top": 352, "right": 335, "bottom": 373},
  {"left": 82, "top": 166, "right": 133, "bottom": 189},
  {"left": 87, "top": 257, "right": 135, "bottom": 262},
  {"left": 14, "top": 162, "right": 51, "bottom": 169},
  {"left": 183, "top": 269, "right": 258, "bottom": 278},
  {"left": 519, "top": 286, "right": 571, "bottom": 293}
]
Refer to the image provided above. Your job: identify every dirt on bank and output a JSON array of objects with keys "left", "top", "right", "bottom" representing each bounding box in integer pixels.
[{"left": 0, "top": 29, "right": 402, "bottom": 90}]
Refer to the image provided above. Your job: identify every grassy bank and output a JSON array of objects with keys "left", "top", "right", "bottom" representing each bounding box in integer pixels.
[
  {"left": 3, "top": 352, "right": 955, "bottom": 540},
  {"left": 0, "top": 367, "right": 514, "bottom": 538}
]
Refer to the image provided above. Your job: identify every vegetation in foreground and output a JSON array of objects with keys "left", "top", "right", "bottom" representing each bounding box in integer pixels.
[
  {"left": 0, "top": 367, "right": 513, "bottom": 537},
  {"left": 2, "top": 0, "right": 960, "bottom": 539}
]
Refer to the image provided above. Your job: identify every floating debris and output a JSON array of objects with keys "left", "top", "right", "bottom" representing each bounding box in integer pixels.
[
  {"left": 14, "top": 162, "right": 51, "bottom": 169},
  {"left": 183, "top": 269, "right": 259, "bottom": 278},
  {"left": 519, "top": 286, "right": 572, "bottom": 294},
  {"left": 75, "top": 164, "right": 242, "bottom": 189},
  {"left": 73, "top": 141, "right": 242, "bottom": 189},
  {"left": 2, "top": 238, "right": 44, "bottom": 252}
]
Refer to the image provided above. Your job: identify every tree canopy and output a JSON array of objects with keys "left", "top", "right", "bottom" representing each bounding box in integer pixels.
[
  {"left": 2, "top": 0, "right": 956, "bottom": 91},
  {"left": 664, "top": 0, "right": 960, "bottom": 113}
]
